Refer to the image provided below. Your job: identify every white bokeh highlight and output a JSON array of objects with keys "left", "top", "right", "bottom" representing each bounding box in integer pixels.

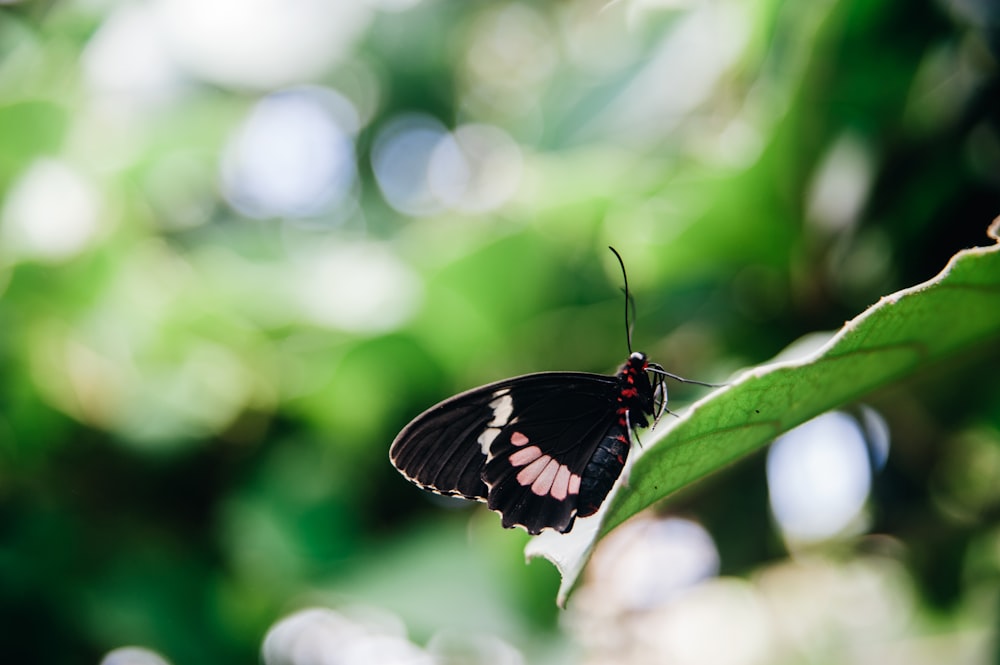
[
  {"left": 587, "top": 516, "right": 720, "bottom": 610},
  {"left": 1, "top": 159, "right": 103, "bottom": 262},
  {"left": 99, "top": 647, "right": 173, "bottom": 665},
  {"left": 262, "top": 607, "right": 433, "bottom": 665},
  {"left": 372, "top": 115, "right": 522, "bottom": 217},
  {"left": 293, "top": 242, "right": 421, "bottom": 333},
  {"left": 82, "top": 4, "right": 183, "bottom": 107},
  {"left": 371, "top": 114, "right": 450, "bottom": 217},
  {"left": 806, "top": 133, "right": 875, "bottom": 232},
  {"left": 221, "top": 88, "right": 358, "bottom": 220},
  {"left": 767, "top": 412, "right": 876, "bottom": 543},
  {"left": 150, "top": 0, "right": 371, "bottom": 90},
  {"left": 428, "top": 123, "right": 522, "bottom": 213}
]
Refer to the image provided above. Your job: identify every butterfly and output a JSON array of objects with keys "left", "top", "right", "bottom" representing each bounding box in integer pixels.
[{"left": 389, "top": 248, "right": 712, "bottom": 534}]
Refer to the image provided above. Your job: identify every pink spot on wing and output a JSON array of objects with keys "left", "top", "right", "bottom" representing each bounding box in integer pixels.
[
  {"left": 516, "top": 455, "right": 551, "bottom": 487},
  {"left": 568, "top": 473, "right": 581, "bottom": 495},
  {"left": 531, "top": 459, "right": 559, "bottom": 496},
  {"left": 508, "top": 445, "right": 543, "bottom": 467},
  {"left": 510, "top": 431, "right": 529, "bottom": 446},
  {"left": 551, "top": 465, "right": 572, "bottom": 500}
]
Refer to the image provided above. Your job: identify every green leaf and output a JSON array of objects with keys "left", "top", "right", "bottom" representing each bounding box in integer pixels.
[{"left": 531, "top": 222, "right": 1000, "bottom": 605}]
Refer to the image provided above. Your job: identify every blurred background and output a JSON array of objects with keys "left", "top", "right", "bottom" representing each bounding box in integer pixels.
[{"left": 1, "top": 0, "right": 999, "bottom": 663}]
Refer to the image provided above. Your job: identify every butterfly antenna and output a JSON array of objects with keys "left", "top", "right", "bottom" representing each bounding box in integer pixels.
[
  {"left": 648, "top": 363, "right": 727, "bottom": 388},
  {"left": 608, "top": 246, "right": 634, "bottom": 355}
]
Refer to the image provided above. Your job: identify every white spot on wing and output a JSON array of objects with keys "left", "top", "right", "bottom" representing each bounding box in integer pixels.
[
  {"left": 478, "top": 389, "right": 514, "bottom": 454},
  {"left": 488, "top": 390, "right": 513, "bottom": 426},
  {"left": 478, "top": 427, "right": 501, "bottom": 454}
]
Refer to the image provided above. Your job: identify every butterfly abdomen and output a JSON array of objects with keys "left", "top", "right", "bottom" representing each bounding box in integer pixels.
[{"left": 577, "top": 424, "right": 631, "bottom": 517}]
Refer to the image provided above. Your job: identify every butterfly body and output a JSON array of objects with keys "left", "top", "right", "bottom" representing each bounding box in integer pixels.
[{"left": 390, "top": 351, "right": 663, "bottom": 534}]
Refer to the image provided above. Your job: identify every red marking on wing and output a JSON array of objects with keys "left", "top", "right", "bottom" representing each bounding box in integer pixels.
[
  {"left": 531, "top": 458, "right": 559, "bottom": 496},
  {"left": 509, "top": 445, "right": 543, "bottom": 466},
  {"left": 511, "top": 452, "right": 582, "bottom": 499},
  {"left": 516, "top": 455, "right": 550, "bottom": 486},
  {"left": 552, "top": 465, "right": 572, "bottom": 500}
]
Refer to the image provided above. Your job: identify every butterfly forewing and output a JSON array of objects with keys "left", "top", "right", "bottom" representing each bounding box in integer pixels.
[{"left": 390, "top": 391, "right": 496, "bottom": 500}]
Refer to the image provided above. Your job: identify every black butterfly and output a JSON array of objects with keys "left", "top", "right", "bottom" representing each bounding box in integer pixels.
[{"left": 389, "top": 248, "right": 711, "bottom": 534}]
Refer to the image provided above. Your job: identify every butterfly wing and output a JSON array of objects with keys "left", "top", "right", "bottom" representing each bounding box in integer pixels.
[
  {"left": 482, "top": 381, "right": 622, "bottom": 534},
  {"left": 390, "top": 372, "right": 621, "bottom": 533},
  {"left": 390, "top": 382, "right": 502, "bottom": 501}
]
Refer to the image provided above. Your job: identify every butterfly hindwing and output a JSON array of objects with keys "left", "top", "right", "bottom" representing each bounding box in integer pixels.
[{"left": 482, "top": 382, "right": 621, "bottom": 534}]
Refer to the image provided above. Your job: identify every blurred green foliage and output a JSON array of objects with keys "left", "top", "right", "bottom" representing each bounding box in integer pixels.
[{"left": 0, "top": 0, "right": 998, "bottom": 663}]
